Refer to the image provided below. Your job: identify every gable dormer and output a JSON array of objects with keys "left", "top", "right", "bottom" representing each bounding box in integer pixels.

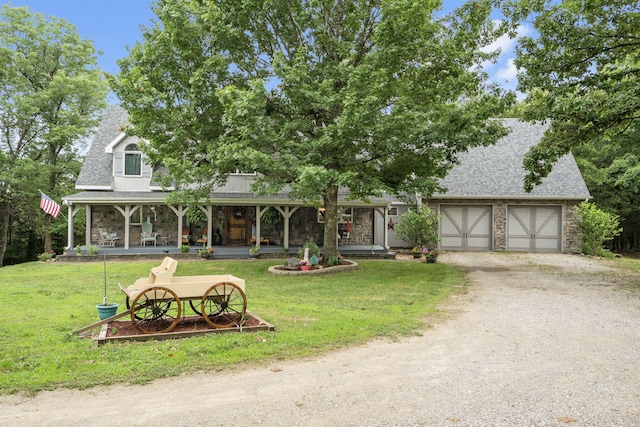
[{"left": 105, "top": 133, "right": 153, "bottom": 191}]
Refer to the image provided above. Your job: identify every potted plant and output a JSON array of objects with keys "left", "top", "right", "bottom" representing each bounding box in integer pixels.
[
  {"left": 423, "top": 247, "right": 439, "bottom": 263},
  {"left": 180, "top": 244, "right": 190, "bottom": 253},
  {"left": 249, "top": 244, "right": 260, "bottom": 258},
  {"left": 394, "top": 207, "right": 440, "bottom": 257},
  {"left": 299, "top": 260, "right": 311, "bottom": 271},
  {"left": 96, "top": 256, "right": 119, "bottom": 320},
  {"left": 74, "top": 244, "right": 82, "bottom": 255}
]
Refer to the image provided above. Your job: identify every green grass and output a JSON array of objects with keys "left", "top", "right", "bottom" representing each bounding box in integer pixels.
[{"left": 0, "top": 259, "right": 465, "bottom": 395}]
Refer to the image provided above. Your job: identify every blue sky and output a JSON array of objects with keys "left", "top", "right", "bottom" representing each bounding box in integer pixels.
[{"left": 9, "top": 0, "right": 526, "bottom": 99}]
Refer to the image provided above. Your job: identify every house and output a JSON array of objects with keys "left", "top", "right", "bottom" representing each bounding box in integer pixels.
[
  {"left": 388, "top": 118, "right": 591, "bottom": 253},
  {"left": 63, "top": 109, "right": 590, "bottom": 253},
  {"left": 62, "top": 107, "right": 395, "bottom": 251}
]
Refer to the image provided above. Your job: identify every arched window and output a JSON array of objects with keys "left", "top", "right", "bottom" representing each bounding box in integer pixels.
[{"left": 124, "top": 143, "right": 141, "bottom": 176}]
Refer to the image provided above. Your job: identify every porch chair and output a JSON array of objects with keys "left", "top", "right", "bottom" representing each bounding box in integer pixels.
[
  {"left": 98, "top": 227, "right": 120, "bottom": 247},
  {"left": 141, "top": 221, "right": 158, "bottom": 246},
  {"left": 196, "top": 226, "right": 208, "bottom": 246},
  {"left": 182, "top": 226, "right": 191, "bottom": 245}
]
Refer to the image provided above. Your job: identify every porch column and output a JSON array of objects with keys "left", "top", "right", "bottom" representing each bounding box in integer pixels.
[
  {"left": 114, "top": 205, "right": 140, "bottom": 249},
  {"left": 206, "top": 205, "right": 212, "bottom": 246},
  {"left": 381, "top": 204, "right": 391, "bottom": 249},
  {"left": 64, "top": 203, "right": 82, "bottom": 250},
  {"left": 169, "top": 205, "right": 188, "bottom": 249},
  {"left": 256, "top": 205, "right": 271, "bottom": 247},
  {"left": 85, "top": 205, "right": 91, "bottom": 246},
  {"left": 275, "top": 206, "right": 299, "bottom": 249}
]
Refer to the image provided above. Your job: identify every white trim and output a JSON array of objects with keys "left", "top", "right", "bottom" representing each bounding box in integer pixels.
[
  {"left": 104, "top": 132, "right": 128, "bottom": 154},
  {"left": 75, "top": 185, "right": 113, "bottom": 190}
]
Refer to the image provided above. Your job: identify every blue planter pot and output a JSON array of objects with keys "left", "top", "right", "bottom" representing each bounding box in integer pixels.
[{"left": 96, "top": 303, "right": 119, "bottom": 320}]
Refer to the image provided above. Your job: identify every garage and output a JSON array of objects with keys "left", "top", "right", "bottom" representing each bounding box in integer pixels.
[
  {"left": 440, "top": 205, "right": 492, "bottom": 251},
  {"left": 507, "top": 205, "right": 562, "bottom": 252}
]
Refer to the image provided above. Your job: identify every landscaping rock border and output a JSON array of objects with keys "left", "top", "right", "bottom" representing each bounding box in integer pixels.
[{"left": 268, "top": 260, "right": 359, "bottom": 275}]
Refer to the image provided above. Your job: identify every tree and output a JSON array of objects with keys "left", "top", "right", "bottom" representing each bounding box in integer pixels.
[
  {"left": 509, "top": 0, "right": 640, "bottom": 191},
  {"left": 111, "top": 0, "right": 514, "bottom": 257},
  {"left": 572, "top": 134, "right": 640, "bottom": 251},
  {"left": 0, "top": 5, "right": 108, "bottom": 266},
  {"left": 576, "top": 201, "right": 621, "bottom": 256}
]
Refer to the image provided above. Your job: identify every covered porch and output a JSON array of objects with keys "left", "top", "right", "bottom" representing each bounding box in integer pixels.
[{"left": 62, "top": 191, "right": 396, "bottom": 253}]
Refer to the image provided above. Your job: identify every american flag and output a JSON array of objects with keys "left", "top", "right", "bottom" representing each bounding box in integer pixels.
[{"left": 40, "top": 192, "right": 61, "bottom": 218}]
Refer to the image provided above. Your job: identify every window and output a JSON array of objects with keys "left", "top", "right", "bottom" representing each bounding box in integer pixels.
[{"left": 124, "top": 143, "right": 141, "bottom": 176}]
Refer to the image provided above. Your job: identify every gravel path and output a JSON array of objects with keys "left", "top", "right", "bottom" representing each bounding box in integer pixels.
[{"left": 1, "top": 252, "right": 639, "bottom": 426}]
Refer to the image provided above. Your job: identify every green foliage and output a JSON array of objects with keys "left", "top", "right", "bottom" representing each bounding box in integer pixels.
[
  {"left": 572, "top": 137, "right": 640, "bottom": 250},
  {"left": 297, "top": 239, "right": 321, "bottom": 259},
  {"left": 0, "top": 5, "right": 108, "bottom": 264},
  {"left": 394, "top": 208, "right": 440, "bottom": 249},
  {"left": 0, "top": 259, "right": 463, "bottom": 394},
  {"left": 327, "top": 254, "right": 343, "bottom": 266},
  {"left": 261, "top": 207, "right": 281, "bottom": 224},
  {"left": 186, "top": 207, "right": 206, "bottom": 223},
  {"left": 111, "top": 0, "right": 514, "bottom": 258},
  {"left": 180, "top": 245, "right": 190, "bottom": 253},
  {"left": 87, "top": 245, "right": 99, "bottom": 255},
  {"left": 509, "top": 0, "right": 640, "bottom": 191},
  {"left": 576, "top": 202, "right": 622, "bottom": 256}
]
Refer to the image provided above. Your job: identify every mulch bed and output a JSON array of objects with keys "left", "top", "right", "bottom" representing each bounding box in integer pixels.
[
  {"left": 106, "top": 313, "right": 263, "bottom": 337},
  {"left": 83, "top": 311, "right": 274, "bottom": 344}
]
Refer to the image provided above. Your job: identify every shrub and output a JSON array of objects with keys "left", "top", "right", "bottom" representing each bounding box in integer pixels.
[
  {"left": 297, "top": 239, "right": 320, "bottom": 259},
  {"left": 180, "top": 245, "right": 191, "bottom": 253},
  {"left": 88, "top": 245, "right": 99, "bottom": 255},
  {"left": 327, "top": 254, "right": 343, "bottom": 266},
  {"left": 394, "top": 207, "right": 439, "bottom": 248},
  {"left": 576, "top": 201, "right": 622, "bottom": 256}
]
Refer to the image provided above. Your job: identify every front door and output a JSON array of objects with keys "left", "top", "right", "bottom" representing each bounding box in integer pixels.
[{"left": 226, "top": 206, "right": 248, "bottom": 245}]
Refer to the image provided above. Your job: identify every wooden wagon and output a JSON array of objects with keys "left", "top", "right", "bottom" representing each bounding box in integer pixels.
[{"left": 119, "top": 257, "right": 247, "bottom": 334}]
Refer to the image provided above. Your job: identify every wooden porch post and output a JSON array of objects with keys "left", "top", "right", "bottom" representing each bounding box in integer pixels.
[
  {"left": 275, "top": 206, "right": 299, "bottom": 249},
  {"left": 85, "top": 205, "right": 91, "bottom": 246},
  {"left": 114, "top": 205, "right": 140, "bottom": 249},
  {"left": 65, "top": 203, "right": 82, "bottom": 250},
  {"left": 169, "top": 205, "right": 188, "bottom": 249}
]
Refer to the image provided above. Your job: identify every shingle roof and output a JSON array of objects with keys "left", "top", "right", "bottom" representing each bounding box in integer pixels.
[
  {"left": 434, "top": 119, "right": 591, "bottom": 200},
  {"left": 75, "top": 111, "right": 590, "bottom": 202},
  {"left": 76, "top": 106, "right": 128, "bottom": 188}
]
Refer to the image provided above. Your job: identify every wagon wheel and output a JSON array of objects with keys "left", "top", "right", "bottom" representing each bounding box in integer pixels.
[
  {"left": 201, "top": 282, "right": 247, "bottom": 329},
  {"left": 127, "top": 295, "right": 174, "bottom": 320},
  {"left": 188, "top": 300, "right": 202, "bottom": 316},
  {"left": 130, "top": 287, "right": 182, "bottom": 334}
]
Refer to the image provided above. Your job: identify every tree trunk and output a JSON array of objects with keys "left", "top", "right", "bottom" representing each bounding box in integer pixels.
[
  {"left": 322, "top": 185, "right": 339, "bottom": 258},
  {"left": 43, "top": 214, "right": 52, "bottom": 253},
  {"left": 0, "top": 201, "right": 9, "bottom": 267}
]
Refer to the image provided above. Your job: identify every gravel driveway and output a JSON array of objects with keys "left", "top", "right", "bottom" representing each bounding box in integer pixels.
[{"left": 2, "top": 252, "right": 639, "bottom": 426}]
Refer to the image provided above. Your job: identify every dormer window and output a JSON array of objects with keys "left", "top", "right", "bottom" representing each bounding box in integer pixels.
[{"left": 124, "top": 143, "right": 141, "bottom": 176}]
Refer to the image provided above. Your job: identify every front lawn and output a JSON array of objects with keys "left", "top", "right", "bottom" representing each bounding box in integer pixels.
[{"left": 0, "top": 259, "right": 465, "bottom": 395}]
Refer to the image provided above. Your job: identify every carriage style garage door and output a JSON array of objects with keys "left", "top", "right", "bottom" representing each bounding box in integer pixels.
[
  {"left": 440, "top": 205, "right": 492, "bottom": 251},
  {"left": 507, "top": 206, "right": 562, "bottom": 252}
]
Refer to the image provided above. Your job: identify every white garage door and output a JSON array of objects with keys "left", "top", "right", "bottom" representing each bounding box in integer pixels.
[
  {"left": 440, "top": 205, "right": 492, "bottom": 251},
  {"left": 507, "top": 206, "right": 561, "bottom": 252}
]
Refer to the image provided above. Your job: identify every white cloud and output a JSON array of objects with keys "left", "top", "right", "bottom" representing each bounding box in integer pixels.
[{"left": 496, "top": 58, "right": 518, "bottom": 81}]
